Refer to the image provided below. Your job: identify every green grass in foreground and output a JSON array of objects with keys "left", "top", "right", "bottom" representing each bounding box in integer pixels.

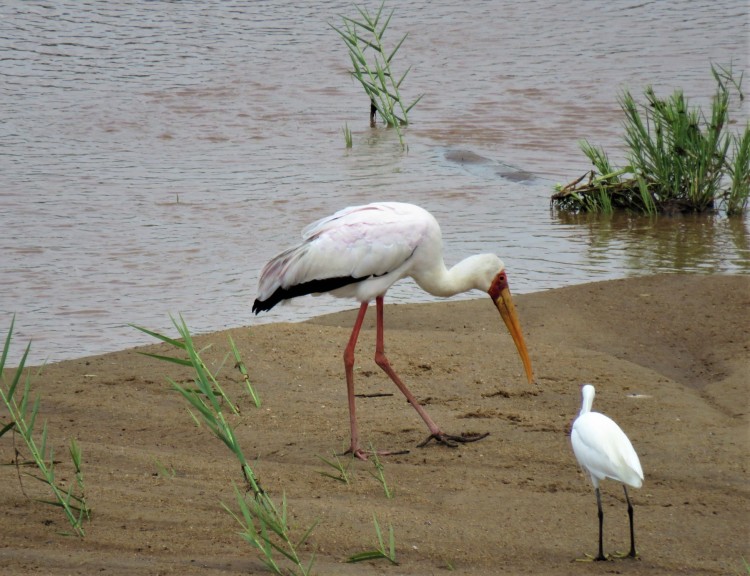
[
  {"left": 347, "top": 513, "right": 398, "bottom": 565},
  {"left": 134, "top": 316, "right": 410, "bottom": 574},
  {"left": 0, "top": 315, "right": 90, "bottom": 537},
  {"left": 133, "top": 316, "right": 316, "bottom": 575}
]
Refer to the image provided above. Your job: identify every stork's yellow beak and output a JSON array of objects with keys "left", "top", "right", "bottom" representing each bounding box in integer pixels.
[{"left": 489, "top": 272, "right": 534, "bottom": 384}]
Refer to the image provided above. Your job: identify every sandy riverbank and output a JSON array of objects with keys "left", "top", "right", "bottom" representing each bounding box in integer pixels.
[{"left": 1, "top": 274, "right": 748, "bottom": 575}]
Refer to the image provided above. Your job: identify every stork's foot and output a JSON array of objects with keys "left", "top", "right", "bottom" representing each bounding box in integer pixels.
[
  {"left": 417, "top": 431, "right": 489, "bottom": 448},
  {"left": 342, "top": 446, "right": 410, "bottom": 461}
]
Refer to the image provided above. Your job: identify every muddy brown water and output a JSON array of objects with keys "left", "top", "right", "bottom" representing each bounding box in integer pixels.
[{"left": 1, "top": 1, "right": 748, "bottom": 364}]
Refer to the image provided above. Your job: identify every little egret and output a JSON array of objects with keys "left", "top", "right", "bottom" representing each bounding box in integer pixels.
[{"left": 571, "top": 383, "right": 644, "bottom": 560}]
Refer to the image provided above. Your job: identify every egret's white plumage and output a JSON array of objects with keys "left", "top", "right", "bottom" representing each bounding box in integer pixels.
[
  {"left": 571, "top": 384, "right": 644, "bottom": 560},
  {"left": 572, "top": 385, "right": 643, "bottom": 490},
  {"left": 253, "top": 202, "right": 534, "bottom": 459}
]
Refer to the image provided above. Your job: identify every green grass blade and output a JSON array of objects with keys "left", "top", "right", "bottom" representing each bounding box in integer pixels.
[
  {"left": 636, "top": 174, "right": 657, "bottom": 214},
  {"left": 18, "top": 375, "right": 32, "bottom": 421},
  {"left": 0, "top": 421, "right": 15, "bottom": 438},
  {"left": 373, "top": 513, "right": 384, "bottom": 548},
  {"left": 347, "top": 550, "right": 387, "bottom": 563},
  {"left": 388, "top": 523, "right": 396, "bottom": 560},
  {"left": 229, "top": 335, "right": 260, "bottom": 408},
  {"left": 69, "top": 438, "right": 83, "bottom": 475},
  {"left": 387, "top": 32, "right": 408, "bottom": 64},
  {"left": 395, "top": 64, "right": 411, "bottom": 88},
  {"left": 38, "top": 417, "right": 48, "bottom": 460},
  {"left": 0, "top": 314, "right": 16, "bottom": 374},
  {"left": 377, "top": 5, "right": 394, "bottom": 37},
  {"left": 137, "top": 352, "right": 193, "bottom": 367},
  {"left": 404, "top": 94, "right": 423, "bottom": 115},
  {"left": 296, "top": 518, "right": 320, "bottom": 549},
  {"left": 130, "top": 323, "right": 186, "bottom": 350},
  {"left": 342, "top": 15, "right": 375, "bottom": 34}
]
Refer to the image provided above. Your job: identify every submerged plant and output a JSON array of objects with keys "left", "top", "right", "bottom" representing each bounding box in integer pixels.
[
  {"left": 552, "top": 64, "right": 749, "bottom": 215},
  {"left": 0, "top": 316, "right": 90, "bottom": 537},
  {"left": 342, "top": 122, "right": 353, "bottom": 148},
  {"left": 331, "top": 1, "right": 423, "bottom": 149}
]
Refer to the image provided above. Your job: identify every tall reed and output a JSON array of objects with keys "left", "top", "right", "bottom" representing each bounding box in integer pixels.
[{"left": 331, "top": 1, "right": 422, "bottom": 149}]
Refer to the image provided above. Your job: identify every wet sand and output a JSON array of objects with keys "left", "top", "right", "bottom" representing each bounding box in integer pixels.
[{"left": 1, "top": 274, "right": 748, "bottom": 575}]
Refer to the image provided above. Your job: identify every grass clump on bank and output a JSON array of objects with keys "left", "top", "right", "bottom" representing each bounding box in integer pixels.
[
  {"left": 552, "top": 64, "right": 749, "bottom": 216},
  {"left": 134, "top": 317, "right": 413, "bottom": 573},
  {"left": 331, "top": 1, "right": 422, "bottom": 149},
  {"left": 0, "top": 316, "right": 90, "bottom": 537},
  {"left": 133, "top": 317, "right": 316, "bottom": 576},
  {"left": 347, "top": 513, "right": 398, "bottom": 565}
]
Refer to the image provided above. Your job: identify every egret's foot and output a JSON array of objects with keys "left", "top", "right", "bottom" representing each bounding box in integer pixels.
[
  {"left": 342, "top": 447, "right": 410, "bottom": 461},
  {"left": 574, "top": 552, "right": 609, "bottom": 562},
  {"left": 611, "top": 549, "right": 639, "bottom": 560},
  {"left": 417, "top": 431, "right": 489, "bottom": 448}
]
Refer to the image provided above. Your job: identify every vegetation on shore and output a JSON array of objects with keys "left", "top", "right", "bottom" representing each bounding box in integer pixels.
[
  {"left": 134, "top": 316, "right": 403, "bottom": 574},
  {"left": 0, "top": 317, "right": 90, "bottom": 537},
  {"left": 134, "top": 317, "right": 317, "bottom": 575}
]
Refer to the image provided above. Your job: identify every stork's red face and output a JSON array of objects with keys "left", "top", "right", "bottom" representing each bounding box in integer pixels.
[{"left": 488, "top": 271, "right": 534, "bottom": 384}]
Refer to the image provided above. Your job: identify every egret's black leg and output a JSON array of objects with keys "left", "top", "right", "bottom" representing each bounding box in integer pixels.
[
  {"left": 624, "top": 485, "right": 637, "bottom": 558},
  {"left": 595, "top": 487, "right": 607, "bottom": 561}
]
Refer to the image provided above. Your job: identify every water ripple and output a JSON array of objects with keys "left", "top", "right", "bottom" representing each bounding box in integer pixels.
[{"left": 1, "top": 0, "right": 747, "bottom": 364}]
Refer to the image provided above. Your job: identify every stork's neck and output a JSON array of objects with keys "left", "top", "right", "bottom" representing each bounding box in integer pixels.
[{"left": 412, "top": 254, "right": 501, "bottom": 298}]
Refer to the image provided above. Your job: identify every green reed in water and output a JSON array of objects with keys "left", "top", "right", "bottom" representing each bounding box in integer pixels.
[
  {"left": 552, "top": 64, "right": 749, "bottom": 215},
  {"left": 331, "top": 1, "right": 423, "bottom": 149}
]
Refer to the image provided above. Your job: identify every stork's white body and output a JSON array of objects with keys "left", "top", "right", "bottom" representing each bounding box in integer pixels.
[
  {"left": 255, "top": 202, "right": 507, "bottom": 308},
  {"left": 253, "top": 202, "right": 534, "bottom": 459}
]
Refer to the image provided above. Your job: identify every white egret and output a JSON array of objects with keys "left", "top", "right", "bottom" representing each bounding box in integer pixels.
[
  {"left": 571, "top": 383, "right": 644, "bottom": 560},
  {"left": 253, "top": 202, "right": 534, "bottom": 460}
]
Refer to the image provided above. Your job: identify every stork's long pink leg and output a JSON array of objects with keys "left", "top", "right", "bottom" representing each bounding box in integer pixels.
[
  {"left": 344, "top": 297, "right": 487, "bottom": 460},
  {"left": 343, "top": 302, "right": 369, "bottom": 460},
  {"left": 374, "top": 296, "right": 489, "bottom": 448},
  {"left": 373, "top": 296, "right": 442, "bottom": 435}
]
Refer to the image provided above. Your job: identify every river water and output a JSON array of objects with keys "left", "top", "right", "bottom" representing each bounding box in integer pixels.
[{"left": 2, "top": 1, "right": 748, "bottom": 365}]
